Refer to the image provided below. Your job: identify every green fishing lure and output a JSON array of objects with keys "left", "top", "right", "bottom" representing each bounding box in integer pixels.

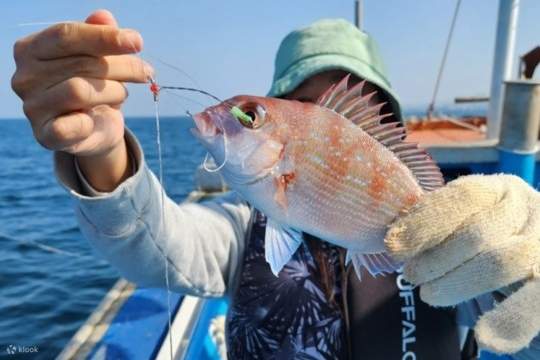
[{"left": 230, "top": 106, "right": 253, "bottom": 126}]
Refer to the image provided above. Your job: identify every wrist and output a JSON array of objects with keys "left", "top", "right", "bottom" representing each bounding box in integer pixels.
[{"left": 76, "top": 139, "right": 132, "bottom": 192}]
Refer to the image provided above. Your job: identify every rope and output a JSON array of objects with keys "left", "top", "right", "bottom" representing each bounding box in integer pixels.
[{"left": 427, "top": 0, "right": 462, "bottom": 118}]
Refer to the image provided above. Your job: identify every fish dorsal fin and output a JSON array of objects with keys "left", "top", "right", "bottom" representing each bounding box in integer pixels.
[{"left": 317, "top": 74, "right": 444, "bottom": 191}]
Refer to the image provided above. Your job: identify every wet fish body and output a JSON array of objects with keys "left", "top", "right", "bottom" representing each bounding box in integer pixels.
[{"left": 192, "top": 75, "right": 443, "bottom": 279}]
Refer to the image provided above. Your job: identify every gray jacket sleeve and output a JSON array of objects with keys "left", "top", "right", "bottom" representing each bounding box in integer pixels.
[{"left": 54, "top": 129, "right": 251, "bottom": 298}]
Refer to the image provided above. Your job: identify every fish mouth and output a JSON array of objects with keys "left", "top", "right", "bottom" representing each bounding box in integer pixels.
[{"left": 192, "top": 110, "right": 223, "bottom": 138}]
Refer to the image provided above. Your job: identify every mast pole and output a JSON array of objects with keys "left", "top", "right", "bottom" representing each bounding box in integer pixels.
[
  {"left": 487, "top": 0, "right": 520, "bottom": 140},
  {"left": 355, "top": 0, "right": 363, "bottom": 30}
]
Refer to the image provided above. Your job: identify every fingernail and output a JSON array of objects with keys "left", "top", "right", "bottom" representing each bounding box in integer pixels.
[{"left": 121, "top": 30, "right": 143, "bottom": 52}]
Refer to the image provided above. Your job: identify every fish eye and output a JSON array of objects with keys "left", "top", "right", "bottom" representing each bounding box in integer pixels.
[
  {"left": 245, "top": 111, "right": 256, "bottom": 121},
  {"left": 237, "top": 103, "right": 266, "bottom": 129}
]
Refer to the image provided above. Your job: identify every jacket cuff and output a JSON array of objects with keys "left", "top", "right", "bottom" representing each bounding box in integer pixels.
[
  {"left": 54, "top": 128, "right": 152, "bottom": 235},
  {"left": 74, "top": 146, "right": 138, "bottom": 197}
]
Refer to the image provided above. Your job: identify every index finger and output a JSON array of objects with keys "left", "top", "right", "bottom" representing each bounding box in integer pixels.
[{"left": 30, "top": 22, "right": 143, "bottom": 59}]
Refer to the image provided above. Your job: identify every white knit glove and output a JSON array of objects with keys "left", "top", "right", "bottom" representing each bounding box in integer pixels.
[{"left": 385, "top": 174, "right": 540, "bottom": 355}]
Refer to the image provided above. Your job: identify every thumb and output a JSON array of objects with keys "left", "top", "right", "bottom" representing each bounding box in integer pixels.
[
  {"left": 85, "top": 9, "right": 118, "bottom": 27},
  {"left": 475, "top": 271, "right": 540, "bottom": 354}
]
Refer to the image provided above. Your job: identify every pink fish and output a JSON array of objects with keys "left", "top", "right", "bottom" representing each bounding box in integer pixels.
[{"left": 192, "top": 75, "right": 444, "bottom": 279}]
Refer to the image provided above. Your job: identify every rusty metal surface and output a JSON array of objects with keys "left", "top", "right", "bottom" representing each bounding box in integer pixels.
[{"left": 406, "top": 116, "right": 486, "bottom": 145}]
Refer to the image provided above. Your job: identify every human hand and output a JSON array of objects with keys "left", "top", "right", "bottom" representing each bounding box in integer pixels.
[
  {"left": 385, "top": 174, "right": 540, "bottom": 354},
  {"left": 11, "top": 9, "right": 151, "bottom": 156},
  {"left": 12, "top": 10, "right": 153, "bottom": 191}
]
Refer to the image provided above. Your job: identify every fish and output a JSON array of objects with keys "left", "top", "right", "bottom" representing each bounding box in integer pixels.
[{"left": 191, "top": 74, "right": 444, "bottom": 279}]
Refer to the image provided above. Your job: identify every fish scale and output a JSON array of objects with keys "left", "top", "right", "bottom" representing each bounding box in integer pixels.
[
  {"left": 298, "top": 121, "right": 416, "bottom": 212},
  {"left": 286, "top": 123, "right": 419, "bottom": 248},
  {"left": 193, "top": 74, "right": 444, "bottom": 280}
]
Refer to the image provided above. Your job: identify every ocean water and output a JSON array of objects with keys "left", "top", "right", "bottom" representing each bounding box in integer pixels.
[{"left": 0, "top": 117, "right": 206, "bottom": 359}]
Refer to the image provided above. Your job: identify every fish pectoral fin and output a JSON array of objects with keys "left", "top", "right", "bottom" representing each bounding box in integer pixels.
[
  {"left": 265, "top": 218, "right": 303, "bottom": 276},
  {"left": 347, "top": 250, "right": 401, "bottom": 281},
  {"left": 273, "top": 172, "right": 296, "bottom": 211}
]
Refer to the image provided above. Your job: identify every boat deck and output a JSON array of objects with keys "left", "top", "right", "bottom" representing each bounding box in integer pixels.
[{"left": 406, "top": 116, "right": 487, "bottom": 145}]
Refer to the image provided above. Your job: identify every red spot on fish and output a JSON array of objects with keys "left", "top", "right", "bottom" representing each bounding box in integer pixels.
[
  {"left": 281, "top": 172, "right": 296, "bottom": 185},
  {"left": 368, "top": 171, "right": 386, "bottom": 203},
  {"left": 404, "top": 193, "right": 419, "bottom": 208},
  {"left": 274, "top": 172, "right": 296, "bottom": 210},
  {"left": 324, "top": 118, "right": 352, "bottom": 179}
]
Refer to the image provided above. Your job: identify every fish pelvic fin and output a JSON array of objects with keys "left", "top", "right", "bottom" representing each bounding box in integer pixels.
[
  {"left": 347, "top": 250, "right": 401, "bottom": 281},
  {"left": 317, "top": 74, "right": 444, "bottom": 192},
  {"left": 264, "top": 218, "right": 303, "bottom": 276}
]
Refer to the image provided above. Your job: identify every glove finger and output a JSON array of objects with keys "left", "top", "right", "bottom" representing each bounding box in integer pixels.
[
  {"left": 475, "top": 274, "right": 540, "bottom": 354},
  {"left": 420, "top": 236, "right": 540, "bottom": 306},
  {"left": 385, "top": 175, "right": 506, "bottom": 261},
  {"left": 403, "top": 185, "right": 527, "bottom": 285}
]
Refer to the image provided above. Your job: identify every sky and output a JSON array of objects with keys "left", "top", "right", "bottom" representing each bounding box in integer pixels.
[{"left": 1, "top": 0, "right": 539, "bottom": 118}]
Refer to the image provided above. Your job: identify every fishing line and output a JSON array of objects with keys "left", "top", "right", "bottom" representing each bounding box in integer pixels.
[
  {"left": 203, "top": 152, "right": 226, "bottom": 172},
  {"left": 151, "top": 87, "right": 174, "bottom": 360},
  {"left": 202, "top": 136, "right": 229, "bottom": 172},
  {"left": 1, "top": 232, "right": 83, "bottom": 258},
  {"left": 145, "top": 55, "right": 201, "bottom": 88},
  {"left": 16, "top": 20, "right": 74, "bottom": 27},
  {"left": 159, "top": 86, "right": 227, "bottom": 105},
  {"left": 128, "top": 19, "right": 225, "bottom": 360},
  {"left": 426, "top": 0, "right": 462, "bottom": 117},
  {"left": 184, "top": 109, "right": 231, "bottom": 173},
  {"left": 18, "top": 18, "right": 233, "bottom": 354},
  {"left": 161, "top": 89, "right": 208, "bottom": 108},
  {"left": 14, "top": 17, "right": 197, "bottom": 360},
  {"left": 161, "top": 83, "right": 248, "bottom": 176},
  {"left": 146, "top": 50, "right": 238, "bottom": 360},
  {"left": 0, "top": 231, "right": 112, "bottom": 266}
]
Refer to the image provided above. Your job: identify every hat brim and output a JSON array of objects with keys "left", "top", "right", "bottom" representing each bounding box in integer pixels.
[{"left": 267, "top": 54, "right": 402, "bottom": 122}]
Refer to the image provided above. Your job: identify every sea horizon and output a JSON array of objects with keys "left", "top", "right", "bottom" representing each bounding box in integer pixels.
[{"left": 0, "top": 103, "right": 488, "bottom": 121}]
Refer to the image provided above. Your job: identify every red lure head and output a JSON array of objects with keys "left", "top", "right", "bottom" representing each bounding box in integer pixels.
[{"left": 149, "top": 81, "right": 160, "bottom": 100}]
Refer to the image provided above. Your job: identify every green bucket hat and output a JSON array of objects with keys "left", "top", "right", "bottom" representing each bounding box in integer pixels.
[{"left": 268, "top": 18, "right": 402, "bottom": 122}]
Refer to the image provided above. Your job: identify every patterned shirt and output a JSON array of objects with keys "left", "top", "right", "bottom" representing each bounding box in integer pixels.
[{"left": 227, "top": 211, "right": 348, "bottom": 359}]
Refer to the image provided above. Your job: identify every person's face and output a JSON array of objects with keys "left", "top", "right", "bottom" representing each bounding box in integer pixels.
[{"left": 282, "top": 70, "right": 390, "bottom": 115}]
